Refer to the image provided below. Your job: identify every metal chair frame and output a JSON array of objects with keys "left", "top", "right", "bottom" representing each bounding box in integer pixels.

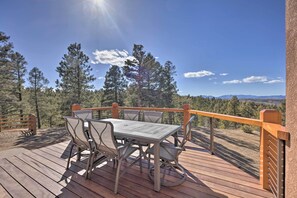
[
  {"left": 64, "top": 116, "right": 92, "bottom": 172},
  {"left": 147, "top": 116, "right": 195, "bottom": 186},
  {"left": 86, "top": 119, "right": 140, "bottom": 194}
]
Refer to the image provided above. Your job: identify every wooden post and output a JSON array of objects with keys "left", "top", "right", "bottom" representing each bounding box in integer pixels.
[
  {"left": 71, "top": 104, "right": 81, "bottom": 116},
  {"left": 183, "top": 104, "right": 191, "bottom": 139},
  {"left": 277, "top": 139, "right": 285, "bottom": 198},
  {"left": 260, "top": 110, "right": 282, "bottom": 190},
  {"left": 112, "top": 103, "right": 119, "bottom": 119},
  {"left": 210, "top": 117, "right": 215, "bottom": 155},
  {"left": 29, "top": 114, "right": 37, "bottom": 135}
]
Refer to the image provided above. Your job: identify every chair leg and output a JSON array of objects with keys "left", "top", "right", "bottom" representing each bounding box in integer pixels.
[
  {"left": 114, "top": 159, "right": 122, "bottom": 194},
  {"left": 66, "top": 144, "right": 74, "bottom": 169},
  {"left": 147, "top": 144, "right": 151, "bottom": 169},
  {"left": 77, "top": 147, "right": 82, "bottom": 161},
  {"left": 139, "top": 146, "right": 143, "bottom": 173},
  {"left": 87, "top": 152, "right": 96, "bottom": 179},
  {"left": 85, "top": 151, "right": 93, "bottom": 179}
]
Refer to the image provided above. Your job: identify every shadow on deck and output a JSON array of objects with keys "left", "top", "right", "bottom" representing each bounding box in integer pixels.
[{"left": 0, "top": 138, "right": 272, "bottom": 198}]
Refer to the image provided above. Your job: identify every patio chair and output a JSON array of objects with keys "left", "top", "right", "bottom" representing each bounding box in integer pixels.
[
  {"left": 63, "top": 116, "right": 93, "bottom": 172},
  {"left": 146, "top": 116, "right": 195, "bottom": 187},
  {"left": 123, "top": 109, "right": 140, "bottom": 121},
  {"left": 73, "top": 109, "right": 93, "bottom": 120},
  {"left": 73, "top": 109, "right": 93, "bottom": 129},
  {"left": 143, "top": 111, "right": 163, "bottom": 123},
  {"left": 86, "top": 119, "right": 139, "bottom": 194},
  {"left": 140, "top": 111, "right": 164, "bottom": 169}
]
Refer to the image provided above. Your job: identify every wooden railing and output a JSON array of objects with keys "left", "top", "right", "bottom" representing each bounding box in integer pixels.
[
  {"left": 72, "top": 103, "right": 290, "bottom": 198},
  {"left": 0, "top": 114, "right": 37, "bottom": 134}
]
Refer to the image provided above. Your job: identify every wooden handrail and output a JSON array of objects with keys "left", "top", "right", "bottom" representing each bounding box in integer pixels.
[
  {"left": 80, "top": 107, "right": 112, "bottom": 111},
  {"left": 119, "top": 106, "right": 184, "bottom": 113},
  {"left": 262, "top": 122, "right": 289, "bottom": 141},
  {"left": 189, "top": 110, "right": 263, "bottom": 127},
  {"left": 0, "top": 114, "right": 36, "bottom": 134}
]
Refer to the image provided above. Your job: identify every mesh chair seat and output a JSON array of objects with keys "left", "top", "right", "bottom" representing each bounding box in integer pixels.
[
  {"left": 123, "top": 110, "right": 140, "bottom": 121},
  {"left": 147, "top": 142, "right": 181, "bottom": 161},
  {"left": 63, "top": 116, "right": 93, "bottom": 172}
]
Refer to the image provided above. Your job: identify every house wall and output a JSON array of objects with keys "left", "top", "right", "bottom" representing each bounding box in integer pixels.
[{"left": 286, "top": 0, "right": 297, "bottom": 196}]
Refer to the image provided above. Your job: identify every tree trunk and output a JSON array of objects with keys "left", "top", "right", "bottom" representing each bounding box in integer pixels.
[
  {"left": 34, "top": 78, "right": 41, "bottom": 129},
  {"left": 35, "top": 91, "right": 41, "bottom": 129}
]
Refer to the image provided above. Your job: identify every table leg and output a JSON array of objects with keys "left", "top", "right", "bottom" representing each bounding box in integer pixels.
[{"left": 154, "top": 142, "right": 160, "bottom": 191}]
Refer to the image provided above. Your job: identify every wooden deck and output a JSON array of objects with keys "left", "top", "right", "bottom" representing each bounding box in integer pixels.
[{"left": 0, "top": 140, "right": 273, "bottom": 198}]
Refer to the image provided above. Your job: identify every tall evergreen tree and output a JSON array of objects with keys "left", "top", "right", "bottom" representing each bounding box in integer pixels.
[
  {"left": 102, "top": 65, "right": 127, "bottom": 106},
  {"left": 142, "top": 53, "right": 161, "bottom": 107},
  {"left": 158, "top": 61, "right": 177, "bottom": 108},
  {"left": 11, "top": 52, "right": 27, "bottom": 116},
  {"left": 124, "top": 44, "right": 145, "bottom": 106},
  {"left": 124, "top": 44, "right": 162, "bottom": 107},
  {"left": 0, "top": 32, "right": 18, "bottom": 114},
  {"left": 56, "top": 43, "right": 95, "bottom": 112},
  {"left": 28, "top": 67, "right": 49, "bottom": 129}
]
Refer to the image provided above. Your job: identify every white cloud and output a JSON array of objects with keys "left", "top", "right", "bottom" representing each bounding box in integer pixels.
[
  {"left": 223, "top": 80, "right": 242, "bottom": 84},
  {"left": 219, "top": 73, "right": 228, "bottom": 76},
  {"left": 98, "top": 76, "right": 104, "bottom": 80},
  {"left": 242, "top": 76, "right": 267, "bottom": 83},
  {"left": 223, "top": 76, "right": 284, "bottom": 85},
  {"left": 91, "top": 49, "right": 135, "bottom": 67},
  {"left": 264, "top": 79, "right": 284, "bottom": 84},
  {"left": 184, "top": 70, "right": 215, "bottom": 78}
]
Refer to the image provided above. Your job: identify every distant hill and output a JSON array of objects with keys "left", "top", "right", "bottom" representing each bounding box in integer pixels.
[{"left": 217, "top": 95, "right": 285, "bottom": 100}]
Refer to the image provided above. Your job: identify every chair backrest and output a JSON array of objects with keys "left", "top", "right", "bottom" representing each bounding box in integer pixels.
[
  {"left": 123, "top": 110, "right": 140, "bottom": 121},
  {"left": 73, "top": 110, "right": 93, "bottom": 121},
  {"left": 64, "top": 116, "right": 90, "bottom": 149},
  {"left": 143, "top": 111, "right": 163, "bottom": 123},
  {"left": 180, "top": 116, "right": 195, "bottom": 149},
  {"left": 87, "top": 119, "right": 118, "bottom": 157}
]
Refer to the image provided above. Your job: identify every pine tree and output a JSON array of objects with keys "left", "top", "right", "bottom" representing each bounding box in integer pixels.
[
  {"left": 158, "top": 61, "right": 177, "bottom": 108},
  {"left": 124, "top": 44, "right": 145, "bottom": 106},
  {"left": 11, "top": 52, "right": 27, "bottom": 116},
  {"left": 142, "top": 53, "right": 162, "bottom": 107},
  {"left": 0, "top": 32, "right": 18, "bottom": 114},
  {"left": 28, "top": 67, "right": 49, "bottom": 129},
  {"left": 102, "top": 65, "right": 127, "bottom": 106},
  {"left": 124, "top": 44, "right": 163, "bottom": 107},
  {"left": 56, "top": 43, "right": 96, "bottom": 113}
]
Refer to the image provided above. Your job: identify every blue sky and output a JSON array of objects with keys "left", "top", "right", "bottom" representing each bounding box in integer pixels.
[{"left": 1, "top": 0, "right": 285, "bottom": 97}]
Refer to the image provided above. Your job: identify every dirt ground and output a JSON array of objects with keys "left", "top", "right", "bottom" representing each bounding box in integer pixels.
[{"left": 0, "top": 126, "right": 260, "bottom": 177}]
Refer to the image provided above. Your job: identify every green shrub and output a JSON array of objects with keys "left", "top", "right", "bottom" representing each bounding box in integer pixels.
[{"left": 241, "top": 125, "right": 253, "bottom": 133}]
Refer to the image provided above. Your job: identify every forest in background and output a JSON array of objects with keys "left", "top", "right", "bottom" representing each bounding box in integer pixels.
[{"left": 0, "top": 31, "right": 285, "bottom": 130}]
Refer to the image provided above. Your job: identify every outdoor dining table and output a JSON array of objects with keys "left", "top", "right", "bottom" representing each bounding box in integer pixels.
[{"left": 101, "top": 118, "right": 182, "bottom": 192}]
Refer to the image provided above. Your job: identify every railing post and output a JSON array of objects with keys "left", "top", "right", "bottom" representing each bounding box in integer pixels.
[
  {"left": 277, "top": 139, "right": 285, "bottom": 198},
  {"left": 183, "top": 104, "right": 191, "bottom": 139},
  {"left": 260, "top": 110, "right": 282, "bottom": 190},
  {"left": 210, "top": 117, "right": 215, "bottom": 155},
  {"left": 112, "top": 103, "right": 119, "bottom": 119},
  {"left": 71, "top": 104, "right": 81, "bottom": 116},
  {"left": 29, "top": 114, "right": 37, "bottom": 135}
]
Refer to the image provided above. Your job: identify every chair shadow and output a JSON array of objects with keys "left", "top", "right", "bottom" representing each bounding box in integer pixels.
[
  {"left": 190, "top": 127, "right": 259, "bottom": 178},
  {"left": 56, "top": 144, "right": 228, "bottom": 198}
]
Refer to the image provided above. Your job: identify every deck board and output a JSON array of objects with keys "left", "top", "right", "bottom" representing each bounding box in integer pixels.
[{"left": 0, "top": 140, "right": 273, "bottom": 198}]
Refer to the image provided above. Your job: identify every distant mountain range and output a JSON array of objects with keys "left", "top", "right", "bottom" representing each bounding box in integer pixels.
[{"left": 216, "top": 95, "right": 285, "bottom": 100}]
